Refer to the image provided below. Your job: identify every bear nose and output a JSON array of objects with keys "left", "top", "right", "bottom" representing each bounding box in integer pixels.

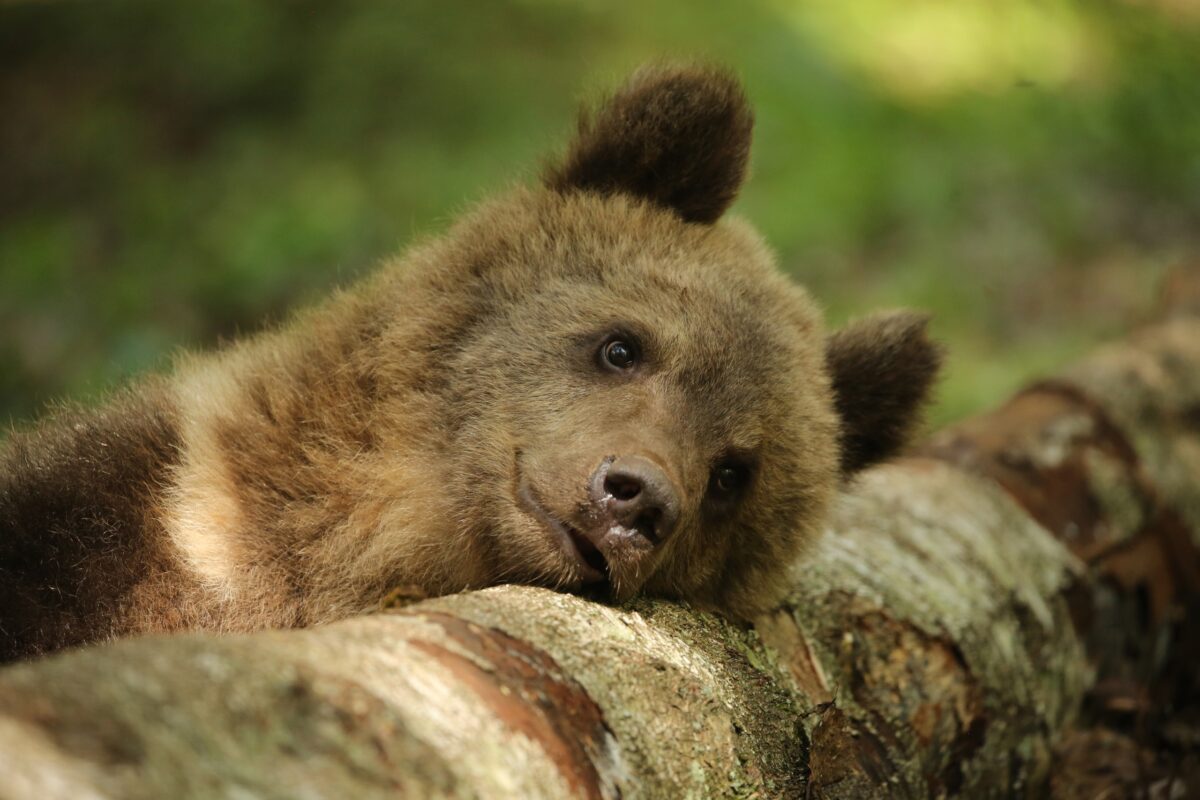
[{"left": 590, "top": 455, "right": 681, "bottom": 545}]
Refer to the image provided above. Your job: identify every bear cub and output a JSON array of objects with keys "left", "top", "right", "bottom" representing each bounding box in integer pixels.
[{"left": 0, "top": 64, "right": 941, "bottom": 661}]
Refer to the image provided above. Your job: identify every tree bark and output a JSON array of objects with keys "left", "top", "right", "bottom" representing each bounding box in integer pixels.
[{"left": 1, "top": 312, "right": 1197, "bottom": 799}]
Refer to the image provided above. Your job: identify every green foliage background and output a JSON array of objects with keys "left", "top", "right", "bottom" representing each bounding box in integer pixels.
[{"left": 2, "top": 1, "right": 1199, "bottom": 429}]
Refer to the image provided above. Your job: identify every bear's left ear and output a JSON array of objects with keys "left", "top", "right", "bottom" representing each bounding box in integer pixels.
[
  {"left": 544, "top": 63, "right": 754, "bottom": 224},
  {"left": 826, "top": 311, "right": 944, "bottom": 476}
]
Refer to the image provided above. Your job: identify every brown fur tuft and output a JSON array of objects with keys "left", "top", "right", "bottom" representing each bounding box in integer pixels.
[
  {"left": 0, "top": 385, "right": 193, "bottom": 660},
  {"left": 544, "top": 63, "right": 753, "bottom": 224},
  {"left": 826, "top": 311, "right": 944, "bottom": 475}
]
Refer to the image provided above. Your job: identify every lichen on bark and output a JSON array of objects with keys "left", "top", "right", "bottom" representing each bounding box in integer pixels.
[
  {"left": 763, "top": 462, "right": 1091, "bottom": 797},
  {"left": 1062, "top": 318, "right": 1200, "bottom": 541},
  {"left": 420, "top": 587, "right": 809, "bottom": 798}
]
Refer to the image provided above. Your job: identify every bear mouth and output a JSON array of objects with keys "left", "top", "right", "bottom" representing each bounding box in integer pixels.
[
  {"left": 564, "top": 524, "right": 609, "bottom": 576},
  {"left": 516, "top": 480, "right": 610, "bottom": 586}
]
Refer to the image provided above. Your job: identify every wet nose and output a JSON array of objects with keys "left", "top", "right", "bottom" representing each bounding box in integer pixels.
[{"left": 590, "top": 455, "right": 681, "bottom": 545}]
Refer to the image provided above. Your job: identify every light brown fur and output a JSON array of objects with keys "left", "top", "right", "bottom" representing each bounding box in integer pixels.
[{"left": 0, "top": 65, "right": 940, "bottom": 661}]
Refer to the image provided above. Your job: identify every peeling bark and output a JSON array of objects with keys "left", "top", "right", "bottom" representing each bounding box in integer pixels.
[
  {"left": 1, "top": 314, "right": 1198, "bottom": 798},
  {"left": 764, "top": 463, "right": 1089, "bottom": 797}
]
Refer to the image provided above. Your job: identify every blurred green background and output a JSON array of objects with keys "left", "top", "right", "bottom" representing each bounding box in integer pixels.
[{"left": 2, "top": 1, "right": 1199, "bottom": 431}]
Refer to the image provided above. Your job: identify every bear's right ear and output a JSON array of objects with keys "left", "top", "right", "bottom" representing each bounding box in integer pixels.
[
  {"left": 826, "top": 311, "right": 944, "bottom": 476},
  {"left": 544, "top": 64, "right": 754, "bottom": 225}
]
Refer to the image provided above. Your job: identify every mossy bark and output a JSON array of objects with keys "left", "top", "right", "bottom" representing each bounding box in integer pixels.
[{"left": 1, "top": 318, "right": 1197, "bottom": 799}]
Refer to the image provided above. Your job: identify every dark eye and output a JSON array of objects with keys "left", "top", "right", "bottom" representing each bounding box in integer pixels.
[
  {"left": 711, "top": 462, "right": 748, "bottom": 495},
  {"left": 600, "top": 339, "right": 638, "bottom": 371}
]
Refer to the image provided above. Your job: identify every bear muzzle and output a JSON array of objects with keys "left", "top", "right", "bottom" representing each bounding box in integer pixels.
[
  {"left": 515, "top": 452, "right": 684, "bottom": 600},
  {"left": 564, "top": 454, "right": 681, "bottom": 600}
]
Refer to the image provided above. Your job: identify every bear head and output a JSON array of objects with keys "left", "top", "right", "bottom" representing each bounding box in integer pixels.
[{"left": 408, "top": 65, "right": 941, "bottom": 619}]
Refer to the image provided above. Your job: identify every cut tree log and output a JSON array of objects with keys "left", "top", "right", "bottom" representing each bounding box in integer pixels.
[{"left": 1, "top": 304, "right": 1197, "bottom": 799}]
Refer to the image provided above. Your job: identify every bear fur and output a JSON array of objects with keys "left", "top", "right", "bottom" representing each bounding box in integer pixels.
[{"left": 0, "top": 64, "right": 941, "bottom": 662}]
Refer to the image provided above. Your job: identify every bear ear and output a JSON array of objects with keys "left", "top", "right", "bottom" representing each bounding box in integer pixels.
[
  {"left": 826, "top": 311, "right": 944, "bottom": 476},
  {"left": 544, "top": 63, "right": 754, "bottom": 224}
]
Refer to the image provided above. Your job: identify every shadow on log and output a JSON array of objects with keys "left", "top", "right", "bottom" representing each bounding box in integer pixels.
[{"left": 1, "top": 283, "right": 1198, "bottom": 798}]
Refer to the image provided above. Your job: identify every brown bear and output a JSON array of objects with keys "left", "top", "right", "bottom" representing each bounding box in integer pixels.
[{"left": 0, "top": 64, "right": 940, "bottom": 662}]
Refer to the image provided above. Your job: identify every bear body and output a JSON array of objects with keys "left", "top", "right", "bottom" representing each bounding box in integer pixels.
[{"left": 0, "top": 65, "right": 940, "bottom": 661}]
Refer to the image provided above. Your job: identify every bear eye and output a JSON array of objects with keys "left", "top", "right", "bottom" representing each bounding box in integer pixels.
[
  {"left": 600, "top": 338, "right": 638, "bottom": 371},
  {"left": 710, "top": 462, "right": 749, "bottom": 495}
]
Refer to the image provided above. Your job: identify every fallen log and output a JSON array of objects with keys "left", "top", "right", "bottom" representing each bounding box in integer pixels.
[{"left": 1, "top": 306, "right": 1197, "bottom": 799}]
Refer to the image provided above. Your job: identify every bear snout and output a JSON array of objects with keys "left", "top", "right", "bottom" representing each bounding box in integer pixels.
[{"left": 588, "top": 455, "right": 681, "bottom": 547}]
